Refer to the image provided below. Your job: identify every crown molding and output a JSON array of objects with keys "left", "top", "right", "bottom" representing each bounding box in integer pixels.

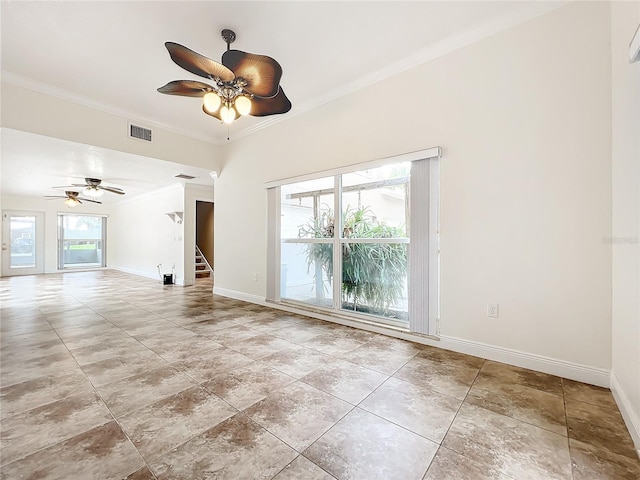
[
  {"left": 2, "top": 1, "right": 565, "bottom": 146},
  {"left": 1, "top": 71, "right": 225, "bottom": 146},
  {"left": 231, "top": 1, "right": 567, "bottom": 142}
]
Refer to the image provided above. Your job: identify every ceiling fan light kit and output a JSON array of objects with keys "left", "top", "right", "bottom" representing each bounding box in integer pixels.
[
  {"left": 83, "top": 186, "right": 105, "bottom": 198},
  {"left": 158, "top": 29, "right": 291, "bottom": 131},
  {"left": 64, "top": 197, "right": 81, "bottom": 208}
]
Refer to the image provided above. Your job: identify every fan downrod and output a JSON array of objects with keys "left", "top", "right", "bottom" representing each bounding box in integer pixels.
[{"left": 221, "top": 29, "right": 236, "bottom": 50}]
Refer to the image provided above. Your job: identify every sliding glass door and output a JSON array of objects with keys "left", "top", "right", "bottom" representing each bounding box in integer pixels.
[
  {"left": 338, "top": 164, "right": 410, "bottom": 323},
  {"left": 268, "top": 148, "right": 440, "bottom": 334},
  {"left": 280, "top": 176, "right": 335, "bottom": 308},
  {"left": 278, "top": 164, "right": 410, "bottom": 327},
  {"left": 1, "top": 211, "right": 45, "bottom": 276}
]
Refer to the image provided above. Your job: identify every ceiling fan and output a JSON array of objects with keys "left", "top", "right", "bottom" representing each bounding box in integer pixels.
[
  {"left": 53, "top": 178, "right": 125, "bottom": 198},
  {"left": 44, "top": 191, "right": 102, "bottom": 208},
  {"left": 157, "top": 29, "right": 291, "bottom": 126}
]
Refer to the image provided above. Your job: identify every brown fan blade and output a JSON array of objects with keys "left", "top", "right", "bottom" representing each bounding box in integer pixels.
[
  {"left": 78, "top": 197, "right": 102, "bottom": 204},
  {"left": 250, "top": 88, "right": 292, "bottom": 117},
  {"left": 165, "top": 42, "right": 235, "bottom": 82},
  {"left": 222, "top": 50, "right": 282, "bottom": 98},
  {"left": 158, "top": 80, "right": 213, "bottom": 97},
  {"left": 99, "top": 186, "right": 125, "bottom": 195}
]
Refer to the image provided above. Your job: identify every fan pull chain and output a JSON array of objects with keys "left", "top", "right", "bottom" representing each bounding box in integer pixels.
[{"left": 227, "top": 125, "right": 230, "bottom": 141}]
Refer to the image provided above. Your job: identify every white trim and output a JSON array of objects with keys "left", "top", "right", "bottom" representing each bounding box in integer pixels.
[
  {"left": 610, "top": 372, "right": 640, "bottom": 457},
  {"left": 2, "top": 3, "right": 564, "bottom": 147},
  {"left": 56, "top": 211, "right": 109, "bottom": 218},
  {"left": 332, "top": 175, "right": 343, "bottom": 311},
  {"left": 2, "top": 71, "right": 222, "bottom": 146},
  {"left": 213, "top": 286, "right": 266, "bottom": 305},
  {"left": 282, "top": 238, "right": 334, "bottom": 244},
  {"left": 341, "top": 238, "right": 410, "bottom": 244},
  {"left": 439, "top": 335, "right": 610, "bottom": 388},
  {"left": 229, "top": 2, "right": 565, "bottom": 144},
  {"left": 210, "top": 286, "right": 610, "bottom": 388},
  {"left": 283, "top": 237, "right": 409, "bottom": 245},
  {"left": 112, "top": 266, "right": 169, "bottom": 283},
  {"left": 264, "top": 148, "right": 441, "bottom": 189}
]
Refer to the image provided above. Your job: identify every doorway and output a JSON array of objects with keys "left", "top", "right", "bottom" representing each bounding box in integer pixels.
[
  {"left": 195, "top": 201, "right": 214, "bottom": 280},
  {"left": 2, "top": 211, "right": 45, "bottom": 276}
]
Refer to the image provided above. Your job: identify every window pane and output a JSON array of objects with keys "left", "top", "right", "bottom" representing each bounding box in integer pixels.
[
  {"left": 60, "top": 215, "right": 105, "bottom": 268},
  {"left": 341, "top": 163, "right": 410, "bottom": 238},
  {"left": 281, "top": 177, "right": 334, "bottom": 239},
  {"left": 62, "top": 240, "right": 102, "bottom": 267},
  {"left": 340, "top": 242, "right": 408, "bottom": 322},
  {"left": 10, "top": 216, "right": 36, "bottom": 268},
  {"left": 281, "top": 242, "right": 333, "bottom": 308}
]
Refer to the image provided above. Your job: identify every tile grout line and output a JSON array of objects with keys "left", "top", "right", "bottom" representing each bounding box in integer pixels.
[
  {"left": 0, "top": 304, "right": 157, "bottom": 478},
  {"left": 53, "top": 290, "right": 162, "bottom": 480}
]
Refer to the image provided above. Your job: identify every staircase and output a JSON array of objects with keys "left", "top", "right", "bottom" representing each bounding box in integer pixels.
[{"left": 195, "top": 245, "right": 213, "bottom": 279}]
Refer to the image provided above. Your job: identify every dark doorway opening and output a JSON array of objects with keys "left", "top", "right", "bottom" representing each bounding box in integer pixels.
[{"left": 196, "top": 201, "right": 214, "bottom": 281}]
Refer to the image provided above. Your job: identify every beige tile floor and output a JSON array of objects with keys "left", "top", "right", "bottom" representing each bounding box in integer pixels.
[{"left": 1, "top": 270, "right": 639, "bottom": 479}]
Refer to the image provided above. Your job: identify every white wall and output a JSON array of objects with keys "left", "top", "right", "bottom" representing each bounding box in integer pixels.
[
  {"left": 215, "top": 2, "right": 613, "bottom": 379},
  {"left": 611, "top": 1, "right": 640, "bottom": 453},
  {"left": 110, "top": 184, "right": 185, "bottom": 284},
  {"left": 1, "top": 195, "right": 114, "bottom": 274},
  {"left": 0, "top": 82, "right": 222, "bottom": 172}
]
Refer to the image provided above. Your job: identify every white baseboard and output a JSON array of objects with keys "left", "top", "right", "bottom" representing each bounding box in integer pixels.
[
  {"left": 211, "top": 287, "right": 610, "bottom": 388},
  {"left": 437, "top": 335, "right": 610, "bottom": 388},
  {"left": 112, "top": 266, "right": 184, "bottom": 286},
  {"left": 610, "top": 372, "right": 640, "bottom": 458},
  {"left": 213, "top": 287, "right": 265, "bottom": 305}
]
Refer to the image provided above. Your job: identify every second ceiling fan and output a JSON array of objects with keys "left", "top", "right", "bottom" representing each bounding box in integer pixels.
[{"left": 54, "top": 178, "right": 125, "bottom": 198}]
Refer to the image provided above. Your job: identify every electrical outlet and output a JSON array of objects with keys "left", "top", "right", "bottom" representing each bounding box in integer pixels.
[
  {"left": 487, "top": 304, "right": 499, "bottom": 318},
  {"left": 253, "top": 273, "right": 258, "bottom": 282}
]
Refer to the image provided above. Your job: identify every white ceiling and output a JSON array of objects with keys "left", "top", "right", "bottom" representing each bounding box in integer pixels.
[
  {"left": 0, "top": 1, "right": 563, "bottom": 200},
  {"left": 0, "top": 129, "right": 214, "bottom": 204}
]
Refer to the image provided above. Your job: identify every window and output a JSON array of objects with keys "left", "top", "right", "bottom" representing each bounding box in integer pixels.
[
  {"left": 280, "top": 176, "right": 335, "bottom": 309},
  {"left": 58, "top": 214, "right": 107, "bottom": 269},
  {"left": 9, "top": 215, "right": 36, "bottom": 268},
  {"left": 267, "top": 148, "right": 440, "bottom": 334}
]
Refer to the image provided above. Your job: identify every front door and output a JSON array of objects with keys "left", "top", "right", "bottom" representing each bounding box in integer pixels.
[{"left": 1, "top": 211, "right": 45, "bottom": 276}]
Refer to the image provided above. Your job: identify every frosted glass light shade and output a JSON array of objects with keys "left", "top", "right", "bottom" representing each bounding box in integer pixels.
[
  {"left": 64, "top": 197, "right": 80, "bottom": 207},
  {"left": 84, "top": 187, "right": 104, "bottom": 198},
  {"left": 220, "top": 105, "right": 236, "bottom": 124},
  {"left": 203, "top": 92, "right": 221, "bottom": 113},
  {"left": 235, "top": 96, "right": 252, "bottom": 116}
]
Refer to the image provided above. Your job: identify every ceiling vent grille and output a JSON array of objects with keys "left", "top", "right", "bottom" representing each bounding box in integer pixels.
[
  {"left": 175, "top": 174, "right": 196, "bottom": 180},
  {"left": 128, "top": 123, "right": 152, "bottom": 142}
]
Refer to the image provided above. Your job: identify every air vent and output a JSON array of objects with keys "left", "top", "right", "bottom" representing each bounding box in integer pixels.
[
  {"left": 128, "top": 123, "right": 152, "bottom": 142},
  {"left": 175, "top": 173, "right": 196, "bottom": 180}
]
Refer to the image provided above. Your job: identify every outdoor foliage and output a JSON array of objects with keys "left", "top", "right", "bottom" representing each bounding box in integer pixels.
[{"left": 300, "top": 206, "right": 407, "bottom": 316}]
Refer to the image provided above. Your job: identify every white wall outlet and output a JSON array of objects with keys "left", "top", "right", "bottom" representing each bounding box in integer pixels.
[
  {"left": 487, "top": 303, "right": 499, "bottom": 318},
  {"left": 253, "top": 273, "right": 258, "bottom": 282}
]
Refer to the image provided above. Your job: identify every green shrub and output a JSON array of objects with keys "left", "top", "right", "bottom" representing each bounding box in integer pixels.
[{"left": 301, "top": 206, "right": 407, "bottom": 316}]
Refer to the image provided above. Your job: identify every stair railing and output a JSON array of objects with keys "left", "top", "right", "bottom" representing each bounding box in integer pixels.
[{"left": 195, "top": 245, "right": 214, "bottom": 277}]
